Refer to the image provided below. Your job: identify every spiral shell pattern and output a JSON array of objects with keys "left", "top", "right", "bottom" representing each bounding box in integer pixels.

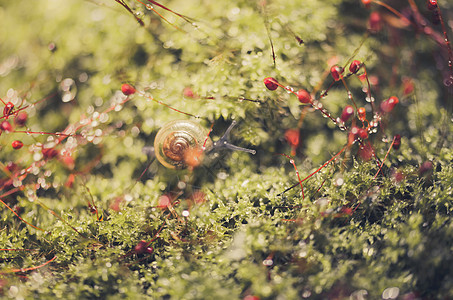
[{"left": 154, "top": 120, "right": 212, "bottom": 169}]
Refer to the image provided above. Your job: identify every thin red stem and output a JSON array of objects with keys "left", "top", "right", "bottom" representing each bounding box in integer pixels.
[
  {"left": 0, "top": 256, "right": 56, "bottom": 274},
  {"left": 138, "top": 91, "right": 199, "bottom": 118},
  {"left": 0, "top": 197, "right": 45, "bottom": 232},
  {"left": 279, "top": 154, "right": 305, "bottom": 199},
  {"left": 372, "top": 136, "right": 396, "bottom": 180}
]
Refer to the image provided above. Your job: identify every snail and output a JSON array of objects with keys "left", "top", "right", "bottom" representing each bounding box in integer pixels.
[{"left": 154, "top": 120, "right": 256, "bottom": 169}]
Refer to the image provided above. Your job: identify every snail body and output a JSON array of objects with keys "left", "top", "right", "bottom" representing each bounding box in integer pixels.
[{"left": 154, "top": 120, "right": 212, "bottom": 169}]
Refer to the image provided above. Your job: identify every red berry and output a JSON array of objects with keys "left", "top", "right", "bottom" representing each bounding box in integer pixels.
[
  {"left": 358, "top": 143, "right": 374, "bottom": 161},
  {"left": 121, "top": 83, "right": 136, "bottom": 96},
  {"left": 349, "top": 60, "right": 362, "bottom": 74},
  {"left": 42, "top": 147, "right": 59, "bottom": 159},
  {"left": 12, "top": 140, "right": 23, "bottom": 150},
  {"left": 380, "top": 96, "right": 399, "bottom": 113},
  {"left": 14, "top": 112, "right": 28, "bottom": 126},
  {"left": 296, "top": 89, "right": 311, "bottom": 103},
  {"left": 340, "top": 105, "right": 354, "bottom": 122},
  {"left": 350, "top": 126, "right": 368, "bottom": 139},
  {"left": 3, "top": 102, "right": 14, "bottom": 118},
  {"left": 6, "top": 162, "right": 18, "bottom": 172},
  {"left": 358, "top": 128, "right": 368, "bottom": 139},
  {"left": 393, "top": 134, "right": 401, "bottom": 150},
  {"left": 183, "top": 87, "right": 197, "bottom": 99},
  {"left": 0, "top": 120, "right": 12, "bottom": 132},
  {"left": 158, "top": 194, "right": 172, "bottom": 209},
  {"left": 263, "top": 77, "right": 279, "bottom": 90},
  {"left": 134, "top": 240, "right": 148, "bottom": 254},
  {"left": 284, "top": 129, "right": 300, "bottom": 148},
  {"left": 419, "top": 161, "right": 433, "bottom": 176},
  {"left": 330, "top": 65, "right": 344, "bottom": 81},
  {"left": 369, "top": 11, "right": 382, "bottom": 33},
  {"left": 358, "top": 107, "right": 367, "bottom": 121},
  {"left": 244, "top": 296, "right": 260, "bottom": 300},
  {"left": 427, "top": 0, "right": 437, "bottom": 10},
  {"left": 402, "top": 78, "right": 414, "bottom": 95},
  {"left": 361, "top": 0, "right": 372, "bottom": 7}
]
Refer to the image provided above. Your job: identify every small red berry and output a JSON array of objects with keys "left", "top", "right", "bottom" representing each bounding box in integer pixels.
[
  {"left": 349, "top": 60, "right": 362, "bottom": 74},
  {"left": 121, "top": 83, "right": 136, "bottom": 96},
  {"left": 6, "top": 162, "right": 18, "bottom": 172},
  {"left": 402, "top": 78, "right": 414, "bottom": 95},
  {"left": 358, "top": 107, "right": 367, "bottom": 122},
  {"left": 380, "top": 96, "right": 399, "bottom": 113},
  {"left": 393, "top": 134, "right": 401, "bottom": 150},
  {"left": 427, "top": 0, "right": 437, "bottom": 10},
  {"left": 358, "top": 143, "right": 374, "bottom": 161},
  {"left": 369, "top": 11, "right": 382, "bottom": 33},
  {"left": 183, "top": 87, "right": 197, "bottom": 99},
  {"left": 244, "top": 296, "right": 260, "bottom": 300},
  {"left": 14, "top": 112, "right": 28, "bottom": 126},
  {"left": 284, "top": 128, "right": 300, "bottom": 156},
  {"left": 42, "top": 147, "right": 59, "bottom": 159},
  {"left": 358, "top": 128, "right": 368, "bottom": 139},
  {"left": 263, "top": 77, "right": 279, "bottom": 90},
  {"left": 419, "top": 161, "right": 433, "bottom": 176},
  {"left": 392, "top": 170, "right": 405, "bottom": 182},
  {"left": 285, "top": 129, "right": 300, "bottom": 147},
  {"left": 3, "top": 102, "right": 14, "bottom": 118},
  {"left": 330, "top": 65, "right": 344, "bottom": 81},
  {"left": 0, "top": 120, "right": 12, "bottom": 132},
  {"left": 340, "top": 105, "right": 354, "bottom": 123},
  {"left": 296, "top": 89, "right": 311, "bottom": 103},
  {"left": 134, "top": 240, "right": 148, "bottom": 254},
  {"left": 12, "top": 140, "right": 23, "bottom": 150},
  {"left": 350, "top": 126, "right": 368, "bottom": 139},
  {"left": 361, "top": 0, "right": 372, "bottom": 7},
  {"left": 158, "top": 194, "right": 172, "bottom": 209}
]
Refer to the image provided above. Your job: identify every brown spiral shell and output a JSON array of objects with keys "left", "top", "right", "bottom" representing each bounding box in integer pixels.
[{"left": 154, "top": 120, "right": 212, "bottom": 169}]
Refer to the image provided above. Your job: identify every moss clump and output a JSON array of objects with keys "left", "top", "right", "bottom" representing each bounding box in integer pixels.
[{"left": 1, "top": 0, "right": 453, "bottom": 299}]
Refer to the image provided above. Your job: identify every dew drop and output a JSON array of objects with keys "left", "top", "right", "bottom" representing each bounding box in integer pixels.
[
  {"left": 13, "top": 179, "right": 22, "bottom": 187},
  {"left": 262, "top": 259, "right": 273, "bottom": 266},
  {"left": 59, "top": 78, "right": 77, "bottom": 102},
  {"left": 177, "top": 181, "right": 186, "bottom": 190},
  {"left": 145, "top": 4, "right": 153, "bottom": 10}
]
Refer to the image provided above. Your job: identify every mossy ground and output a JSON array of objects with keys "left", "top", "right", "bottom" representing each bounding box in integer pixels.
[{"left": 0, "top": 0, "right": 452, "bottom": 299}]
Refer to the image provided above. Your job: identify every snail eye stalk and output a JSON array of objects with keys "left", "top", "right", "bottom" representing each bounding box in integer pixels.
[{"left": 211, "top": 121, "right": 256, "bottom": 155}]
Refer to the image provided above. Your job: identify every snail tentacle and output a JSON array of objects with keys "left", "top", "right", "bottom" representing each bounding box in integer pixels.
[{"left": 211, "top": 121, "right": 256, "bottom": 155}]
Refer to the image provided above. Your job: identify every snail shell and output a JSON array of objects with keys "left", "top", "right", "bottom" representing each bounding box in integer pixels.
[{"left": 154, "top": 120, "right": 213, "bottom": 169}]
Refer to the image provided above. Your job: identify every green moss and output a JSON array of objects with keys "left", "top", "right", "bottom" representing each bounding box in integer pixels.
[{"left": 1, "top": 0, "right": 453, "bottom": 299}]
